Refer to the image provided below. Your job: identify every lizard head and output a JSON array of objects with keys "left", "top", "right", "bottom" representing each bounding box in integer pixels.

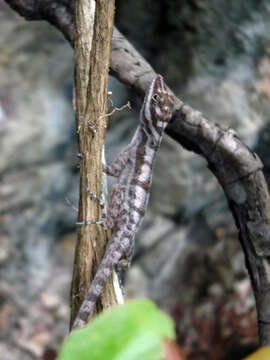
[{"left": 142, "top": 74, "right": 174, "bottom": 130}]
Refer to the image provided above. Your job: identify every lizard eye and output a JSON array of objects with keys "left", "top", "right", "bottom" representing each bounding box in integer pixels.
[{"left": 152, "top": 93, "right": 159, "bottom": 103}]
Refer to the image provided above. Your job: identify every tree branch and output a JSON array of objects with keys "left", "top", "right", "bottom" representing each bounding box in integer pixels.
[
  {"left": 70, "top": 0, "right": 117, "bottom": 328},
  {"left": 4, "top": 0, "right": 270, "bottom": 345}
]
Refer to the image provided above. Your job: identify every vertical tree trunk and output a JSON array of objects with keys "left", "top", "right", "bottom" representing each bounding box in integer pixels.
[{"left": 70, "top": 0, "right": 116, "bottom": 328}]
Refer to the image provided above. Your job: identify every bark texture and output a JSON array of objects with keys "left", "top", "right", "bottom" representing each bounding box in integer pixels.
[
  {"left": 70, "top": 0, "right": 116, "bottom": 327},
  {"left": 4, "top": 0, "right": 270, "bottom": 345}
]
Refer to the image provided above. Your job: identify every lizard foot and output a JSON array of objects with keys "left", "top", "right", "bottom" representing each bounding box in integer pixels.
[
  {"left": 116, "top": 259, "right": 130, "bottom": 272},
  {"left": 82, "top": 184, "right": 105, "bottom": 207},
  {"left": 76, "top": 219, "right": 104, "bottom": 226},
  {"left": 77, "top": 152, "right": 83, "bottom": 168}
]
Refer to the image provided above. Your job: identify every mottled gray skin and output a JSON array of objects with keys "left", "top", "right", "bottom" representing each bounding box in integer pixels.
[{"left": 72, "top": 75, "right": 174, "bottom": 329}]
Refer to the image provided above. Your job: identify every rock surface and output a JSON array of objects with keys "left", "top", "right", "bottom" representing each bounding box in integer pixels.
[{"left": 1, "top": 1, "right": 270, "bottom": 358}]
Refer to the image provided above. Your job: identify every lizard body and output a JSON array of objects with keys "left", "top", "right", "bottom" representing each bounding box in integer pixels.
[{"left": 72, "top": 75, "right": 174, "bottom": 329}]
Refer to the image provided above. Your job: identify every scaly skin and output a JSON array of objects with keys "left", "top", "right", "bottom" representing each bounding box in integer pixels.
[{"left": 72, "top": 75, "right": 174, "bottom": 329}]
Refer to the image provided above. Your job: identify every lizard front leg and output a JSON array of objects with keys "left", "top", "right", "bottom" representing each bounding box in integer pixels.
[{"left": 103, "top": 143, "right": 134, "bottom": 177}]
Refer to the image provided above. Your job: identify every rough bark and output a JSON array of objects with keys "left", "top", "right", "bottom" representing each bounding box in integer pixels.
[
  {"left": 70, "top": 0, "right": 116, "bottom": 328},
  {"left": 169, "top": 107, "right": 270, "bottom": 345},
  {"left": 4, "top": 0, "right": 270, "bottom": 345}
]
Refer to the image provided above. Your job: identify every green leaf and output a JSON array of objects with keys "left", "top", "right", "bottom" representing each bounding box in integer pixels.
[
  {"left": 243, "top": 346, "right": 270, "bottom": 360},
  {"left": 57, "top": 299, "right": 175, "bottom": 360}
]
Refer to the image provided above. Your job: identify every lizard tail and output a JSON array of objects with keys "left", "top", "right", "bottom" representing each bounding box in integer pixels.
[{"left": 71, "top": 239, "right": 125, "bottom": 330}]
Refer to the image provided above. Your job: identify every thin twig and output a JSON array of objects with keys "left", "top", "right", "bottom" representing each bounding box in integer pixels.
[{"left": 65, "top": 197, "right": 78, "bottom": 213}]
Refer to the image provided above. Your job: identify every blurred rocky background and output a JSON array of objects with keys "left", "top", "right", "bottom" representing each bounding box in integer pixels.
[{"left": 1, "top": 1, "right": 270, "bottom": 359}]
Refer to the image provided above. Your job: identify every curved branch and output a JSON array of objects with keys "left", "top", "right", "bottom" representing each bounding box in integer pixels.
[
  {"left": 5, "top": 0, "right": 75, "bottom": 43},
  {"left": 4, "top": 0, "right": 270, "bottom": 345}
]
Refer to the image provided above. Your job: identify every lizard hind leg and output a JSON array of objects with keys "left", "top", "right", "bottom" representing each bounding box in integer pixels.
[
  {"left": 104, "top": 184, "right": 125, "bottom": 230},
  {"left": 115, "top": 234, "right": 135, "bottom": 272},
  {"left": 77, "top": 183, "right": 124, "bottom": 229}
]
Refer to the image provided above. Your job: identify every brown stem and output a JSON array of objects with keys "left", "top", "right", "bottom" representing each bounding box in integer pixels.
[{"left": 70, "top": 0, "right": 116, "bottom": 328}]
